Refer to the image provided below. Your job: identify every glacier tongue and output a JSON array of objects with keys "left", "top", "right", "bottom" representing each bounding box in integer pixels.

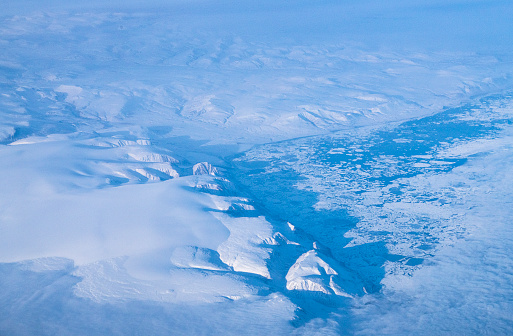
[{"left": 214, "top": 214, "right": 274, "bottom": 279}]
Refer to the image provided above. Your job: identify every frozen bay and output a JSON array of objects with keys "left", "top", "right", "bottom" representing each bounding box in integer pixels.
[{"left": 233, "top": 93, "right": 513, "bottom": 334}]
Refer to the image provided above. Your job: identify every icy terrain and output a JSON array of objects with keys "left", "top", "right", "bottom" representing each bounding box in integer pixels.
[
  {"left": 234, "top": 94, "right": 513, "bottom": 334},
  {"left": 1, "top": 1, "right": 513, "bottom": 335}
]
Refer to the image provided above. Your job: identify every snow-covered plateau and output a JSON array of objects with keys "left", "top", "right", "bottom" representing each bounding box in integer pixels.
[{"left": 1, "top": 1, "right": 513, "bottom": 335}]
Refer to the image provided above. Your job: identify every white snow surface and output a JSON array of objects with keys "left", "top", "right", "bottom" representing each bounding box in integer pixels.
[
  {"left": 1, "top": 0, "right": 513, "bottom": 335},
  {"left": 286, "top": 249, "right": 360, "bottom": 298}
]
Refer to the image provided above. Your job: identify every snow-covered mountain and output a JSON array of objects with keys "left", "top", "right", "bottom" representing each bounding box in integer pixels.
[{"left": 1, "top": 1, "right": 512, "bottom": 335}]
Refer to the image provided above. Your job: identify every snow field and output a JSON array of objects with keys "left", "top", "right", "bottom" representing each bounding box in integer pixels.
[{"left": 2, "top": 1, "right": 513, "bottom": 334}]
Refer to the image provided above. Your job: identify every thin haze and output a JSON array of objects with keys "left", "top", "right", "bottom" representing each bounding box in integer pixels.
[{"left": 3, "top": 0, "right": 513, "bottom": 51}]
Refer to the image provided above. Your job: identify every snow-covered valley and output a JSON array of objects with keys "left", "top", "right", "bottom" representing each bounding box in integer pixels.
[{"left": 1, "top": 1, "right": 513, "bottom": 335}]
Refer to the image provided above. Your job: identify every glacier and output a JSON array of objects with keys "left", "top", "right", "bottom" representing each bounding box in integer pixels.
[{"left": 1, "top": 1, "right": 513, "bottom": 335}]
